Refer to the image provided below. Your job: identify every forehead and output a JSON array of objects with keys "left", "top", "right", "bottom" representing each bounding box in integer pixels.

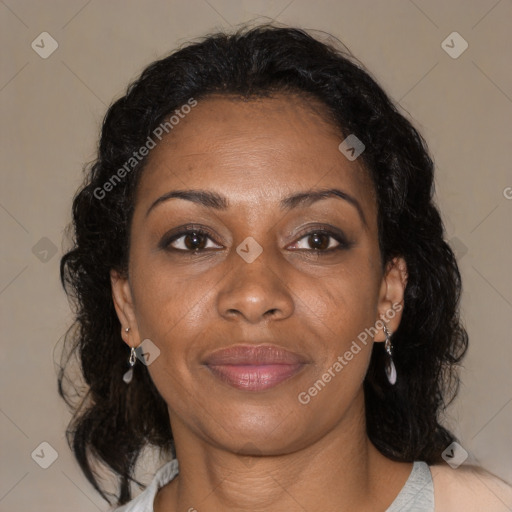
[{"left": 134, "top": 94, "right": 377, "bottom": 222}]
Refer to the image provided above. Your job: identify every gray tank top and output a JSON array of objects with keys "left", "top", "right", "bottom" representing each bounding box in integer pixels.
[{"left": 386, "top": 461, "right": 434, "bottom": 511}]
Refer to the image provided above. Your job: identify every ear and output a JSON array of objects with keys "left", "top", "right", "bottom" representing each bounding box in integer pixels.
[
  {"left": 110, "top": 269, "right": 141, "bottom": 348},
  {"left": 373, "top": 256, "right": 408, "bottom": 342}
]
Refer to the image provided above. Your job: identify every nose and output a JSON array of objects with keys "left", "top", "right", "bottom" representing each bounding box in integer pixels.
[{"left": 216, "top": 247, "right": 294, "bottom": 324}]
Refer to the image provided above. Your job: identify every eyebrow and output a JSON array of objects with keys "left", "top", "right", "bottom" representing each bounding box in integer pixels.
[{"left": 145, "top": 187, "right": 367, "bottom": 227}]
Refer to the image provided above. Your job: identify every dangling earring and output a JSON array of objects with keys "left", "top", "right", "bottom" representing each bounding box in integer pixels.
[
  {"left": 122, "top": 327, "right": 137, "bottom": 384},
  {"left": 123, "top": 347, "right": 137, "bottom": 384},
  {"left": 383, "top": 324, "right": 397, "bottom": 385}
]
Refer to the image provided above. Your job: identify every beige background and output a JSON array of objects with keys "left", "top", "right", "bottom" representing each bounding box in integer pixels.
[{"left": 1, "top": 1, "right": 511, "bottom": 510}]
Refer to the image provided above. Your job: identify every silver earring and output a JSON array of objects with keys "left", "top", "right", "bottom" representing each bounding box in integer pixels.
[
  {"left": 125, "top": 327, "right": 130, "bottom": 333},
  {"left": 123, "top": 347, "right": 137, "bottom": 384},
  {"left": 383, "top": 325, "right": 397, "bottom": 385}
]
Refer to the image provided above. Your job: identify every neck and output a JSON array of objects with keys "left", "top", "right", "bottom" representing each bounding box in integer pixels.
[{"left": 156, "top": 391, "right": 412, "bottom": 512}]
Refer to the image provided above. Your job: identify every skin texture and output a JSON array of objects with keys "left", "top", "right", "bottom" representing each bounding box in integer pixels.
[
  {"left": 430, "top": 465, "right": 512, "bottom": 511},
  {"left": 110, "top": 94, "right": 414, "bottom": 511}
]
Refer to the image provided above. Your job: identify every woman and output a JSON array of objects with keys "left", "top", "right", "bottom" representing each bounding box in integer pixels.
[{"left": 59, "top": 25, "right": 512, "bottom": 511}]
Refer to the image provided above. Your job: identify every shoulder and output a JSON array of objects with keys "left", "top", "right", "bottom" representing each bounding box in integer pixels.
[{"left": 429, "top": 464, "right": 512, "bottom": 512}]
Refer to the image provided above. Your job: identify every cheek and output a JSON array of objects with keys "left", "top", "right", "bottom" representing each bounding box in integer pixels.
[
  {"left": 129, "top": 263, "right": 211, "bottom": 406},
  {"left": 129, "top": 252, "right": 213, "bottom": 340},
  {"left": 297, "top": 267, "right": 381, "bottom": 345},
  {"left": 294, "top": 273, "right": 379, "bottom": 414}
]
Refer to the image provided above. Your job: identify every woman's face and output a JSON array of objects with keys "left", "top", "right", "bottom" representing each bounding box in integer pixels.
[{"left": 111, "top": 94, "right": 407, "bottom": 455}]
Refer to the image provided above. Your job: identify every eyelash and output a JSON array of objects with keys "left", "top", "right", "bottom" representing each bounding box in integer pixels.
[{"left": 159, "top": 224, "right": 353, "bottom": 255}]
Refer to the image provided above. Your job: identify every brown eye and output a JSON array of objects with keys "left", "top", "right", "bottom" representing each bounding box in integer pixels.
[
  {"left": 161, "top": 227, "right": 223, "bottom": 252},
  {"left": 288, "top": 229, "right": 351, "bottom": 253},
  {"left": 306, "top": 232, "right": 331, "bottom": 250},
  {"left": 180, "top": 232, "right": 209, "bottom": 251}
]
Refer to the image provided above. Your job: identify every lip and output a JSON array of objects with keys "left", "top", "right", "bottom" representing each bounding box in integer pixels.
[{"left": 203, "top": 344, "right": 309, "bottom": 391}]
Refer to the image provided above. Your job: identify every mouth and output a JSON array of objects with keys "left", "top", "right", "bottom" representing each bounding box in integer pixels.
[{"left": 203, "top": 344, "right": 309, "bottom": 391}]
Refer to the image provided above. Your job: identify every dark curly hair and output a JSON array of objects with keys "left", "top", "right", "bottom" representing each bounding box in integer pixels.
[{"left": 58, "top": 23, "right": 468, "bottom": 506}]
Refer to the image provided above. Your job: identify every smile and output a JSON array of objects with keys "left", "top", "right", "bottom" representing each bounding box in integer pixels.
[{"left": 203, "top": 344, "right": 309, "bottom": 391}]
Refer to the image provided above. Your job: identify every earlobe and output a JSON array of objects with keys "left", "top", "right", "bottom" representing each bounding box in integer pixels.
[
  {"left": 110, "top": 269, "right": 141, "bottom": 346},
  {"left": 374, "top": 256, "right": 408, "bottom": 342}
]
